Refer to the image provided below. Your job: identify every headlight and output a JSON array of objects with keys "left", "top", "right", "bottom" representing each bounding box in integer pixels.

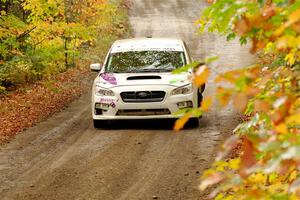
[
  {"left": 95, "top": 85, "right": 114, "bottom": 96},
  {"left": 171, "top": 84, "right": 193, "bottom": 95}
]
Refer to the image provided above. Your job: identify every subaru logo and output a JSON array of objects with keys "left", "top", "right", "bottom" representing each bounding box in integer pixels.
[{"left": 137, "top": 91, "right": 149, "bottom": 98}]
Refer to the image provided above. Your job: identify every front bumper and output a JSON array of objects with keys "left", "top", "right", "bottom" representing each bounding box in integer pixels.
[{"left": 92, "top": 84, "right": 197, "bottom": 120}]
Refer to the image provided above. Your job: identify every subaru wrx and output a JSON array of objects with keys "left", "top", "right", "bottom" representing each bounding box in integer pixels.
[{"left": 90, "top": 38, "right": 205, "bottom": 128}]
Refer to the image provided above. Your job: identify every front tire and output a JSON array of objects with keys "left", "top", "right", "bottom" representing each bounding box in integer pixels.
[{"left": 187, "top": 118, "right": 199, "bottom": 128}]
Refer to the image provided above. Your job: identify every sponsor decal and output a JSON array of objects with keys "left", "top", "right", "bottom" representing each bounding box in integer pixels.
[
  {"left": 99, "top": 98, "right": 116, "bottom": 103},
  {"left": 99, "top": 98, "right": 118, "bottom": 108},
  {"left": 100, "top": 73, "right": 117, "bottom": 85}
]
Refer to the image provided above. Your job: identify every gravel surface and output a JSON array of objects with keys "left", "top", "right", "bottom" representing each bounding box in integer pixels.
[{"left": 0, "top": 0, "right": 255, "bottom": 199}]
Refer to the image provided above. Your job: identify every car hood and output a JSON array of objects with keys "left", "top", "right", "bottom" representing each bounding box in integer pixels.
[{"left": 95, "top": 72, "right": 192, "bottom": 88}]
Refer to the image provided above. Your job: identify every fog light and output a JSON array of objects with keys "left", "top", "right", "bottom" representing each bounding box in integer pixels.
[
  {"left": 95, "top": 103, "right": 110, "bottom": 110},
  {"left": 177, "top": 101, "right": 193, "bottom": 109}
]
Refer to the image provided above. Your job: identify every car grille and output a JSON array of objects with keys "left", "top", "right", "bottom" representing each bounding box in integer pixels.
[
  {"left": 116, "top": 109, "right": 171, "bottom": 116},
  {"left": 120, "top": 91, "right": 166, "bottom": 103}
]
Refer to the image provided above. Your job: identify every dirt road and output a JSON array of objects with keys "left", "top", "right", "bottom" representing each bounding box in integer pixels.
[{"left": 0, "top": 1, "right": 254, "bottom": 199}]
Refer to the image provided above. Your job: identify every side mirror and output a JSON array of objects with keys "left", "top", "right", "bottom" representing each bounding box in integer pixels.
[{"left": 90, "top": 63, "right": 102, "bottom": 72}]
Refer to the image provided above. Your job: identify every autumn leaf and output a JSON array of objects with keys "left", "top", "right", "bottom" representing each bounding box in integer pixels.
[
  {"left": 233, "top": 93, "right": 248, "bottom": 112},
  {"left": 285, "top": 53, "right": 296, "bottom": 65},
  {"left": 174, "top": 113, "right": 191, "bottom": 131},
  {"left": 245, "top": 87, "right": 260, "bottom": 96},
  {"left": 275, "top": 9, "right": 300, "bottom": 36},
  {"left": 239, "top": 139, "right": 256, "bottom": 178},
  {"left": 262, "top": 5, "right": 276, "bottom": 20},
  {"left": 286, "top": 113, "right": 300, "bottom": 124},
  {"left": 216, "top": 87, "right": 232, "bottom": 107},
  {"left": 254, "top": 100, "right": 270, "bottom": 112},
  {"left": 234, "top": 17, "right": 249, "bottom": 35},
  {"left": 275, "top": 123, "right": 288, "bottom": 134},
  {"left": 194, "top": 65, "right": 210, "bottom": 87},
  {"left": 271, "top": 110, "right": 285, "bottom": 125},
  {"left": 201, "top": 97, "right": 213, "bottom": 111},
  {"left": 228, "top": 158, "right": 240, "bottom": 170},
  {"left": 251, "top": 38, "right": 266, "bottom": 53}
]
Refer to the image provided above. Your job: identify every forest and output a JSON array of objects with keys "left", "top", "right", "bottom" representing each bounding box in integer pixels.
[
  {"left": 0, "top": 0, "right": 128, "bottom": 93},
  {"left": 0, "top": 0, "right": 129, "bottom": 141}
]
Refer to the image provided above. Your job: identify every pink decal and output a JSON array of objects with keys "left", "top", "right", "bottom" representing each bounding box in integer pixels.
[
  {"left": 99, "top": 98, "right": 114, "bottom": 104},
  {"left": 100, "top": 73, "right": 117, "bottom": 85}
]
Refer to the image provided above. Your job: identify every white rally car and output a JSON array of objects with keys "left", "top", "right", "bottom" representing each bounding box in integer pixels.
[{"left": 90, "top": 38, "right": 205, "bottom": 128}]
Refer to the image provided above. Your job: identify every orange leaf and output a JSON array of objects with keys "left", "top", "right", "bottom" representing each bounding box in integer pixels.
[
  {"left": 201, "top": 97, "right": 212, "bottom": 111},
  {"left": 174, "top": 113, "right": 191, "bottom": 131},
  {"left": 262, "top": 5, "right": 276, "bottom": 20},
  {"left": 194, "top": 65, "right": 210, "bottom": 87},
  {"left": 215, "top": 70, "right": 241, "bottom": 84},
  {"left": 245, "top": 87, "right": 260, "bottom": 96},
  {"left": 275, "top": 123, "right": 288, "bottom": 134},
  {"left": 275, "top": 9, "right": 300, "bottom": 36},
  {"left": 239, "top": 138, "right": 256, "bottom": 178},
  {"left": 234, "top": 17, "right": 249, "bottom": 35},
  {"left": 288, "top": 9, "right": 300, "bottom": 25},
  {"left": 251, "top": 38, "right": 266, "bottom": 53},
  {"left": 254, "top": 100, "right": 270, "bottom": 112},
  {"left": 233, "top": 93, "right": 249, "bottom": 112},
  {"left": 271, "top": 110, "right": 284, "bottom": 125},
  {"left": 279, "top": 160, "right": 296, "bottom": 175},
  {"left": 216, "top": 87, "right": 232, "bottom": 107}
]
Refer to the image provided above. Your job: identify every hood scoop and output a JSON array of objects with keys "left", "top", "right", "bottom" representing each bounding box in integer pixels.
[{"left": 127, "top": 75, "right": 162, "bottom": 80}]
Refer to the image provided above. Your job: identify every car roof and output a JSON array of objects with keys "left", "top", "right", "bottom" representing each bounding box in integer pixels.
[{"left": 111, "top": 38, "right": 185, "bottom": 53}]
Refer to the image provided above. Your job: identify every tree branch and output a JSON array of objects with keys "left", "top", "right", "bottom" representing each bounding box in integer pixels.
[{"left": 16, "top": 26, "right": 36, "bottom": 40}]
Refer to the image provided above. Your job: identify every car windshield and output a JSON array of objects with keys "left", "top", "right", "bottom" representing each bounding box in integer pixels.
[{"left": 105, "top": 51, "right": 186, "bottom": 73}]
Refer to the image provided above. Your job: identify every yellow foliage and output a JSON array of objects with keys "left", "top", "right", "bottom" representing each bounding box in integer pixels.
[
  {"left": 248, "top": 172, "right": 266, "bottom": 184},
  {"left": 275, "top": 123, "right": 288, "bottom": 134},
  {"left": 228, "top": 158, "right": 240, "bottom": 170},
  {"left": 289, "top": 170, "right": 298, "bottom": 182},
  {"left": 286, "top": 113, "right": 300, "bottom": 124}
]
